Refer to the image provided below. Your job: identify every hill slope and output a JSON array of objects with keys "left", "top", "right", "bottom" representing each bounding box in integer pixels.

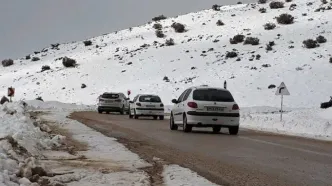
[{"left": 1, "top": 0, "right": 332, "bottom": 108}]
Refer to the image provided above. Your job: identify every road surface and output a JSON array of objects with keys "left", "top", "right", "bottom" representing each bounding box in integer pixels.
[{"left": 70, "top": 112, "right": 332, "bottom": 186}]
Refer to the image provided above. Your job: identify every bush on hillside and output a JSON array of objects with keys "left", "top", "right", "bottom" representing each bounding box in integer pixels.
[
  {"left": 0, "top": 96, "right": 9, "bottom": 105},
  {"left": 31, "top": 57, "right": 40, "bottom": 61},
  {"left": 303, "top": 39, "right": 319, "bottom": 49},
  {"left": 285, "top": 0, "right": 292, "bottom": 2},
  {"left": 171, "top": 22, "right": 186, "bottom": 33},
  {"left": 226, "top": 51, "right": 238, "bottom": 58},
  {"left": 230, "top": 34, "right": 245, "bottom": 44},
  {"left": 276, "top": 13, "right": 294, "bottom": 24},
  {"left": 2, "top": 59, "right": 14, "bottom": 67},
  {"left": 83, "top": 40, "right": 92, "bottom": 46},
  {"left": 216, "top": 20, "right": 225, "bottom": 26},
  {"left": 155, "top": 30, "right": 166, "bottom": 38},
  {"left": 321, "top": 0, "right": 328, "bottom": 4},
  {"left": 212, "top": 4, "right": 221, "bottom": 11},
  {"left": 266, "top": 44, "right": 273, "bottom": 51},
  {"left": 36, "top": 97, "right": 44, "bottom": 101},
  {"left": 41, "top": 65, "right": 51, "bottom": 72},
  {"left": 259, "top": 8, "right": 267, "bottom": 13},
  {"left": 244, "top": 37, "right": 260, "bottom": 45},
  {"left": 330, "top": 57, "right": 332, "bottom": 63},
  {"left": 26, "top": 55, "right": 31, "bottom": 60},
  {"left": 165, "top": 38, "right": 175, "bottom": 46},
  {"left": 62, "top": 57, "right": 77, "bottom": 67},
  {"left": 264, "top": 23, "right": 276, "bottom": 30},
  {"left": 316, "top": 35, "right": 327, "bottom": 43},
  {"left": 269, "top": 1, "right": 284, "bottom": 9},
  {"left": 258, "top": 0, "right": 267, "bottom": 4},
  {"left": 153, "top": 23, "right": 162, "bottom": 30},
  {"left": 152, "top": 15, "right": 167, "bottom": 21}
]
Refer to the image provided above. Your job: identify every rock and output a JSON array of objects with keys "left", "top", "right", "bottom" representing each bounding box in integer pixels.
[
  {"left": 40, "top": 124, "right": 52, "bottom": 133},
  {"left": 38, "top": 178, "right": 50, "bottom": 186},
  {"left": 26, "top": 55, "right": 31, "bottom": 60},
  {"left": 19, "top": 177, "right": 31, "bottom": 185},
  {"left": 62, "top": 57, "right": 77, "bottom": 67},
  {"left": 81, "top": 84, "right": 87, "bottom": 89},
  {"left": 83, "top": 40, "right": 92, "bottom": 46},
  {"left": 191, "top": 67, "right": 196, "bottom": 70},
  {"left": 2, "top": 59, "right": 14, "bottom": 67},
  {"left": 1, "top": 96, "right": 9, "bottom": 104},
  {"left": 31, "top": 167, "right": 47, "bottom": 177},
  {"left": 41, "top": 65, "right": 51, "bottom": 72},
  {"left": 36, "top": 97, "right": 44, "bottom": 101},
  {"left": 262, "top": 64, "right": 271, "bottom": 68},
  {"left": 32, "top": 57, "right": 40, "bottom": 62},
  {"left": 30, "top": 174, "right": 40, "bottom": 182}
]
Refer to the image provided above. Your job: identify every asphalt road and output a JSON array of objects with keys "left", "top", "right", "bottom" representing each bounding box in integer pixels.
[{"left": 70, "top": 112, "right": 332, "bottom": 186}]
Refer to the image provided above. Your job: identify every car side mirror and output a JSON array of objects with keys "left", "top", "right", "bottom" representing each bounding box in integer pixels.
[
  {"left": 129, "top": 101, "right": 134, "bottom": 104},
  {"left": 171, "top": 99, "right": 178, "bottom": 104}
]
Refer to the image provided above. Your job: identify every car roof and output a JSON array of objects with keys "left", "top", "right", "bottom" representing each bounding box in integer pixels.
[
  {"left": 138, "top": 94, "right": 160, "bottom": 97},
  {"left": 188, "top": 85, "right": 229, "bottom": 91}
]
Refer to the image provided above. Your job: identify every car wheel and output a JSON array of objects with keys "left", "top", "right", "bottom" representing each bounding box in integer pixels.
[
  {"left": 212, "top": 126, "right": 221, "bottom": 133},
  {"left": 229, "top": 126, "right": 239, "bottom": 135},
  {"left": 170, "top": 114, "right": 178, "bottom": 130},
  {"left": 106, "top": 111, "right": 110, "bottom": 114},
  {"left": 183, "top": 115, "right": 192, "bottom": 133},
  {"left": 129, "top": 110, "right": 133, "bottom": 119},
  {"left": 153, "top": 116, "right": 158, "bottom": 120},
  {"left": 98, "top": 110, "right": 103, "bottom": 114},
  {"left": 159, "top": 116, "right": 164, "bottom": 120},
  {"left": 134, "top": 109, "right": 139, "bottom": 119},
  {"left": 120, "top": 105, "right": 125, "bottom": 115}
]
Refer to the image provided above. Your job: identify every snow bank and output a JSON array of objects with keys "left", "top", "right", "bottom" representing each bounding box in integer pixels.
[
  {"left": 241, "top": 107, "right": 332, "bottom": 140},
  {"left": 163, "top": 164, "right": 219, "bottom": 186},
  {"left": 0, "top": 101, "right": 66, "bottom": 185},
  {"left": 25, "top": 100, "right": 95, "bottom": 112}
]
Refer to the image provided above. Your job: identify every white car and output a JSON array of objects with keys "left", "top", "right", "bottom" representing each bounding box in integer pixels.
[
  {"left": 97, "top": 92, "right": 130, "bottom": 114},
  {"left": 129, "top": 94, "right": 165, "bottom": 120},
  {"left": 169, "top": 85, "right": 240, "bottom": 135}
]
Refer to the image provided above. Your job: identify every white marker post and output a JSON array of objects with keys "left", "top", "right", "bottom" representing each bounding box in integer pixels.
[{"left": 275, "top": 82, "right": 290, "bottom": 121}]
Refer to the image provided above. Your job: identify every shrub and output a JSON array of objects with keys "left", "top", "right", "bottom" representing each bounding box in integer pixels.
[
  {"left": 36, "top": 97, "right": 44, "bottom": 101},
  {"left": 269, "top": 1, "right": 284, "bottom": 9},
  {"left": 285, "top": 0, "right": 292, "bottom": 2},
  {"left": 259, "top": 8, "right": 267, "bottom": 13},
  {"left": 153, "top": 23, "right": 162, "bottom": 30},
  {"left": 81, "top": 84, "right": 87, "bottom": 89},
  {"left": 26, "top": 55, "right": 31, "bottom": 60},
  {"left": 303, "top": 39, "right": 319, "bottom": 49},
  {"left": 244, "top": 37, "right": 260, "bottom": 45},
  {"left": 155, "top": 30, "right": 165, "bottom": 38},
  {"left": 230, "top": 34, "right": 245, "bottom": 44},
  {"left": 226, "top": 51, "right": 238, "bottom": 58},
  {"left": 316, "top": 35, "right": 327, "bottom": 43},
  {"left": 264, "top": 23, "right": 276, "bottom": 30},
  {"left": 152, "top": 15, "right": 167, "bottom": 21},
  {"left": 41, "top": 65, "right": 51, "bottom": 72},
  {"left": 2, "top": 59, "right": 14, "bottom": 67},
  {"left": 171, "top": 23, "right": 186, "bottom": 33},
  {"left": 83, "top": 40, "right": 92, "bottom": 46},
  {"left": 216, "top": 20, "right": 224, "bottom": 26},
  {"left": 276, "top": 13, "right": 294, "bottom": 24},
  {"left": 266, "top": 44, "right": 273, "bottom": 51},
  {"left": 165, "top": 38, "right": 175, "bottom": 46},
  {"left": 258, "top": 0, "right": 267, "bottom": 4},
  {"left": 212, "top": 4, "right": 221, "bottom": 11},
  {"left": 268, "top": 84, "right": 276, "bottom": 89},
  {"left": 31, "top": 57, "right": 40, "bottom": 61},
  {"left": 62, "top": 57, "right": 77, "bottom": 67},
  {"left": 330, "top": 57, "right": 332, "bottom": 63},
  {"left": 321, "top": 0, "right": 328, "bottom": 4},
  {"left": 269, "top": 41, "right": 275, "bottom": 46},
  {"left": 0, "top": 96, "right": 9, "bottom": 105}
]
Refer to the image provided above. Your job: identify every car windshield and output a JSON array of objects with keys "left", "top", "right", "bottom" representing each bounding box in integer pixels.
[
  {"left": 193, "top": 89, "right": 234, "bottom": 102},
  {"left": 101, "top": 93, "right": 119, "bottom": 99},
  {"left": 139, "top": 95, "right": 161, "bottom": 102}
]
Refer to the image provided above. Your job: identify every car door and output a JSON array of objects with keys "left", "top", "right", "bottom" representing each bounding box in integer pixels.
[{"left": 173, "top": 89, "right": 188, "bottom": 123}]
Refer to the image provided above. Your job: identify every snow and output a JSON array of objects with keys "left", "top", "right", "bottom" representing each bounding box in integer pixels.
[
  {"left": 0, "top": 0, "right": 331, "bottom": 109},
  {"left": 163, "top": 164, "right": 219, "bottom": 186}
]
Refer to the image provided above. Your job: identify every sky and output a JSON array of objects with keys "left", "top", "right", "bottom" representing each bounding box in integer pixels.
[{"left": 0, "top": 0, "right": 256, "bottom": 60}]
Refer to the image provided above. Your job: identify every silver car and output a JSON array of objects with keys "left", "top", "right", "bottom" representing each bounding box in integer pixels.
[{"left": 97, "top": 92, "right": 130, "bottom": 114}]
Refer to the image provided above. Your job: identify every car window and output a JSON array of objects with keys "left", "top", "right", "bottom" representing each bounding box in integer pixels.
[
  {"left": 177, "top": 90, "right": 188, "bottom": 103},
  {"left": 182, "top": 89, "right": 192, "bottom": 101},
  {"left": 193, "top": 89, "right": 234, "bottom": 102},
  {"left": 139, "top": 95, "right": 161, "bottom": 102},
  {"left": 133, "top": 96, "right": 138, "bottom": 102},
  {"left": 101, "top": 93, "right": 119, "bottom": 99}
]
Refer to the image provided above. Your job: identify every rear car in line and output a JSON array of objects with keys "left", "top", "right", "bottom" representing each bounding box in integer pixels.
[
  {"left": 129, "top": 94, "right": 165, "bottom": 120},
  {"left": 169, "top": 85, "right": 240, "bottom": 135},
  {"left": 97, "top": 92, "right": 130, "bottom": 114}
]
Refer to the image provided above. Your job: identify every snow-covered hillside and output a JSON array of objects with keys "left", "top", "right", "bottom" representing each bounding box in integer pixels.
[{"left": 1, "top": 0, "right": 332, "bottom": 108}]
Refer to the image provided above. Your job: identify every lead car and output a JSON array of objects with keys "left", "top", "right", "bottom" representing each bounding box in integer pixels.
[{"left": 169, "top": 85, "right": 240, "bottom": 135}]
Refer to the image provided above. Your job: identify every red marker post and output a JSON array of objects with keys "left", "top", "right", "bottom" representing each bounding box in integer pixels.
[{"left": 7, "top": 87, "right": 15, "bottom": 102}]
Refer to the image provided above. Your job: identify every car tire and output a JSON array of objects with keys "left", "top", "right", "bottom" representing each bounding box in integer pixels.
[
  {"left": 120, "top": 105, "right": 125, "bottom": 115},
  {"left": 183, "top": 115, "right": 192, "bottom": 133},
  {"left": 98, "top": 110, "right": 103, "bottom": 114},
  {"left": 170, "top": 114, "right": 178, "bottom": 130},
  {"left": 153, "top": 116, "right": 158, "bottom": 120},
  {"left": 212, "top": 126, "right": 221, "bottom": 133},
  {"left": 159, "top": 116, "right": 164, "bottom": 120},
  {"left": 134, "top": 110, "right": 139, "bottom": 119},
  {"left": 106, "top": 111, "right": 110, "bottom": 114},
  {"left": 229, "top": 126, "right": 239, "bottom": 135}
]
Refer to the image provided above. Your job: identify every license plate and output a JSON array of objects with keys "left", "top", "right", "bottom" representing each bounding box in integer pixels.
[
  {"left": 206, "top": 107, "right": 224, "bottom": 112},
  {"left": 146, "top": 105, "right": 155, "bottom": 107},
  {"left": 106, "top": 100, "right": 113, "bottom": 103}
]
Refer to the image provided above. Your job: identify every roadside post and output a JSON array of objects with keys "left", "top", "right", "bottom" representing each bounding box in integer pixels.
[
  {"left": 275, "top": 82, "right": 290, "bottom": 121},
  {"left": 127, "top": 90, "right": 131, "bottom": 99},
  {"left": 224, "top": 80, "right": 227, "bottom": 89},
  {"left": 7, "top": 87, "right": 15, "bottom": 102}
]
